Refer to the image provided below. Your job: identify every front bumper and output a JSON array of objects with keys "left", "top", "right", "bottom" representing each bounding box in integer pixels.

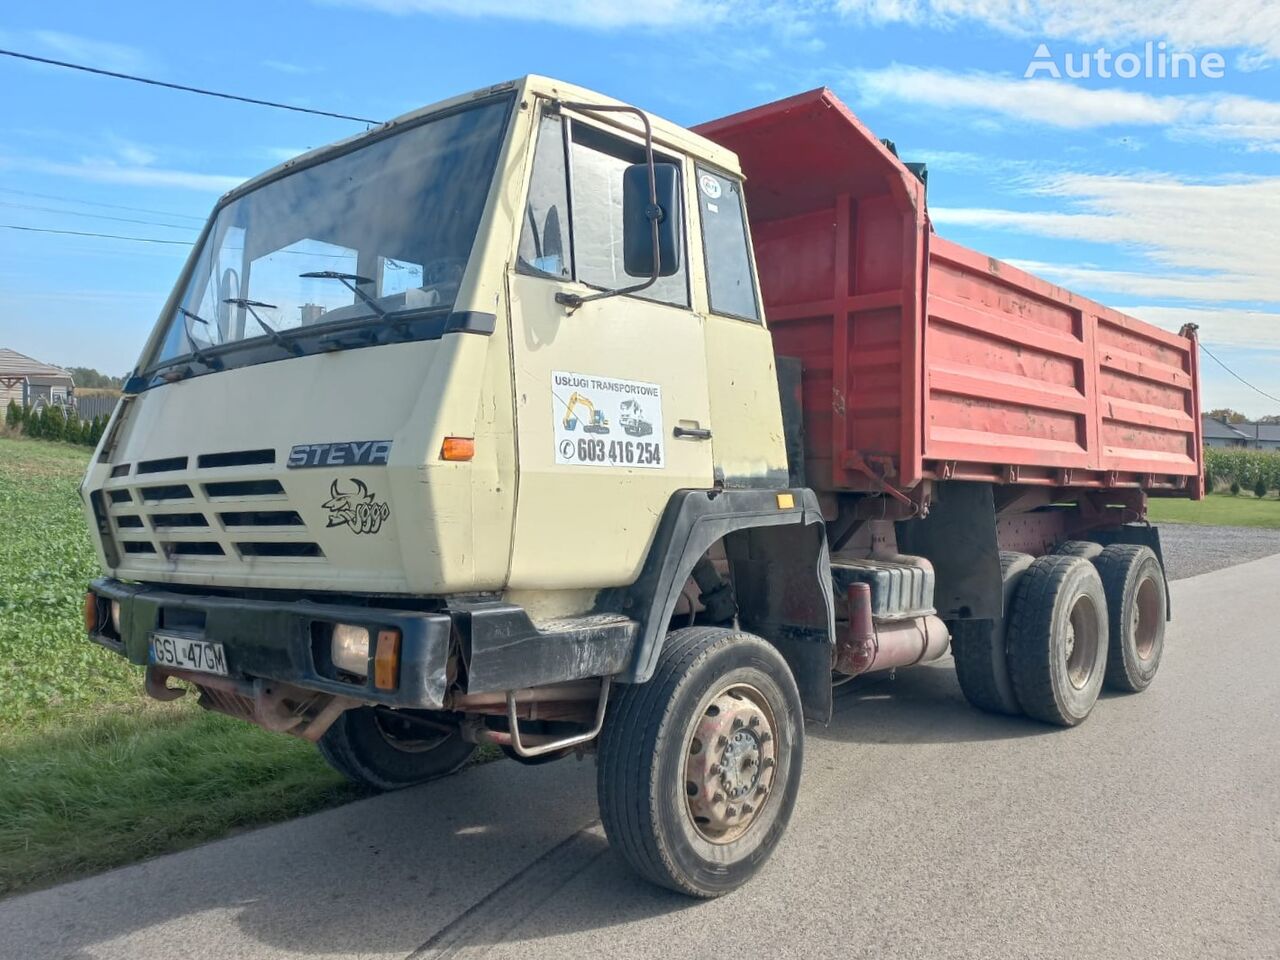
[{"left": 88, "top": 578, "right": 453, "bottom": 709}]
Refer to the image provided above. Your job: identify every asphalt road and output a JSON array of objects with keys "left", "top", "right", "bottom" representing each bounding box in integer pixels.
[{"left": 3, "top": 555, "right": 1279, "bottom": 960}]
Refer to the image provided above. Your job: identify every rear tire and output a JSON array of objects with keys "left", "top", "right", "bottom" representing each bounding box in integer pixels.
[
  {"left": 1055, "top": 540, "right": 1103, "bottom": 559},
  {"left": 597, "top": 627, "right": 803, "bottom": 898},
  {"left": 318, "top": 707, "right": 476, "bottom": 790},
  {"left": 952, "top": 551, "right": 1033, "bottom": 715},
  {"left": 1007, "top": 556, "right": 1109, "bottom": 727},
  {"left": 1095, "top": 544, "right": 1167, "bottom": 693}
]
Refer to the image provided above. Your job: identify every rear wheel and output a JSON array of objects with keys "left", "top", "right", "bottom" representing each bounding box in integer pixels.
[
  {"left": 597, "top": 627, "right": 803, "bottom": 898},
  {"left": 318, "top": 707, "right": 476, "bottom": 790},
  {"left": 1007, "top": 556, "right": 1109, "bottom": 727},
  {"left": 1054, "top": 540, "right": 1103, "bottom": 559},
  {"left": 1095, "top": 544, "right": 1167, "bottom": 693},
  {"left": 952, "top": 551, "right": 1033, "bottom": 716}
]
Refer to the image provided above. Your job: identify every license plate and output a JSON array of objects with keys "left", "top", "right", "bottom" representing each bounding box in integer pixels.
[{"left": 149, "top": 631, "right": 228, "bottom": 676}]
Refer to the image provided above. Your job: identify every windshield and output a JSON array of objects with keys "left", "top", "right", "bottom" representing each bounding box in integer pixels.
[{"left": 148, "top": 96, "right": 511, "bottom": 371}]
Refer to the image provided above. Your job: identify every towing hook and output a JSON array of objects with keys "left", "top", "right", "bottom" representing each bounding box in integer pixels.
[{"left": 145, "top": 665, "right": 187, "bottom": 702}]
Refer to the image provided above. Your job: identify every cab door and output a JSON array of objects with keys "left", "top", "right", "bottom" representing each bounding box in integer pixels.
[{"left": 506, "top": 104, "right": 714, "bottom": 593}]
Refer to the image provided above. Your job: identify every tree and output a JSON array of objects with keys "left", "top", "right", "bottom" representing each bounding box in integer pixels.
[
  {"left": 1257, "top": 414, "right": 1280, "bottom": 425},
  {"left": 67, "top": 367, "right": 124, "bottom": 390},
  {"left": 1207, "top": 408, "right": 1249, "bottom": 424},
  {"left": 5, "top": 399, "right": 20, "bottom": 429}
]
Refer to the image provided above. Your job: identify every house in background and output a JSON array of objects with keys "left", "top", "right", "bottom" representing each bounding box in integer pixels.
[
  {"left": 1232, "top": 420, "right": 1280, "bottom": 451},
  {"left": 0, "top": 348, "right": 74, "bottom": 409},
  {"left": 1201, "top": 414, "right": 1280, "bottom": 450}
]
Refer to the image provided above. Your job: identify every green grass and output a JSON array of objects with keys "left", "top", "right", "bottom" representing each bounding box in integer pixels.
[
  {"left": 0, "top": 436, "right": 364, "bottom": 896},
  {"left": 1147, "top": 491, "right": 1280, "bottom": 529}
]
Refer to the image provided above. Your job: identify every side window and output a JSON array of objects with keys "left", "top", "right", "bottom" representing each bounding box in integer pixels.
[
  {"left": 516, "top": 105, "right": 689, "bottom": 309},
  {"left": 518, "top": 113, "right": 571, "bottom": 279},
  {"left": 696, "top": 167, "right": 760, "bottom": 322}
]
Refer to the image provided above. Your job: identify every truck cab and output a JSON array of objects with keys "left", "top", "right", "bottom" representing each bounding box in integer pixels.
[{"left": 82, "top": 76, "right": 1195, "bottom": 899}]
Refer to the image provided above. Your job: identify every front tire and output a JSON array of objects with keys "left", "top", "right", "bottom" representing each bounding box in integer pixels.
[
  {"left": 952, "top": 551, "right": 1034, "bottom": 716},
  {"left": 597, "top": 627, "right": 803, "bottom": 898},
  {"left": 1095, "top": 544, "right": 1166, "bottom": 693},
  {"left": 1007, "top": 556, "right": 1109, "bottom": 727},
  {"left": 318, "top": 707, "right": 476, "bottom": 790}
]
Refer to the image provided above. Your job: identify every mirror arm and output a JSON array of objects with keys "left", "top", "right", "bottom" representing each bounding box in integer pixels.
[{"left": 550, "top": 101, "right": 662, "bottom": 312}]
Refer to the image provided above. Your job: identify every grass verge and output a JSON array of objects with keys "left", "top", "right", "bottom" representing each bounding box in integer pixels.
[
  {"left": 1147, "top": 491, "right": 1280, "bottom": 529},
  {"left": 0, "top": 437, "right": 364, "bottom": 897}
]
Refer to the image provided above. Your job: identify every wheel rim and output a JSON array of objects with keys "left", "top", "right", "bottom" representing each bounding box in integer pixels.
[
  {"left": 683, "top": 683, "right": 778, "bottom": 844},
  {"left": 373, "top": 712, "right": 451, "bottom": 754},
  {"left": 1064, "top": 594, "right": 1101, "bottom": 689},
  {"left": 1133, "top": 575, "right": 1161, "bottom": 660}
]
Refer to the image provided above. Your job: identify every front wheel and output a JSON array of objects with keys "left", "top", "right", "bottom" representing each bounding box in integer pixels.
[
  {"left": 318, "top": 707, "right": 476, "bottom": 790},
  {"left": 597, "top": 627, "right": 804, "bottom": 898}
]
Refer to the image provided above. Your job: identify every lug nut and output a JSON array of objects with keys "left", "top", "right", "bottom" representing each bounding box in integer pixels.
[
  {"left": 731, "top": 717, "right": 745, "bottom": 731},
  {"left": 726, "top": 805, "right": 738, "bottom": 818},
  {"left": 741, "top": 802, "right": 754, "bottom": 815},
  {"left": 717, "top": 734, "right": 728, "bottom": 748},
  {"left": 749, "top": 715, "right": 761, "bottom": 728},
  {"left": 759, "top": 732, "right": 772, "bottom": 743},
  {"left": 761, "top": 757, "right": 775, "bottom": 769},
  {"left": 712, "top": 791, "right": 724, "bottom": 803}
]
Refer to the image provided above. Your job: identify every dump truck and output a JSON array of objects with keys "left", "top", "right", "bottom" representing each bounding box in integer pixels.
[{"left": 81, "top": 77, "right": 1203, "bottom": 898}]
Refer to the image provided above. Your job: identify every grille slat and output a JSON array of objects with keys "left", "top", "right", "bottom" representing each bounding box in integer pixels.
[
  {"left": 237, "top": 542, "right": 324, "bottom": 558},
  {"left": 150, "top": 513, "right": 209, "bottom": 529},
  {"left": 140, "top": 484, "right": 194, "bottom": 503},
  {"left": 198, "top": 449, "right": 276, "bottom": 469},
  {"left": 122, "top": 541, "right": 156, "bottom": 555},
  {"left": 137, "top": 456, "right": 189, "bottom": 475},
  {"left": 115, "top": 515, "right": 144, "bottom": 529},
  {"left": 166, "top": 542, "right": 225, "bottom": 557},
  {"left": 219, "top": 510, "right": 303, "bottom": 527},
  {"left": 204, "top": 480, "right": 285, "bottom": 499},
  {"left": 108, "top": 490, "right": 133, "bottom": 504}
]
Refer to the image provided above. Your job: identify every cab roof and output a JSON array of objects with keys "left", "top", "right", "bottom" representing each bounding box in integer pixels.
[{"left": 220, "top": 75, "right": 743, "bottom": 207}]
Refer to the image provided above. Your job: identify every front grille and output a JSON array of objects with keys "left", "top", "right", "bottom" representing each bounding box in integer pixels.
[{"left": 98, "top": 447, "right": 323, "bottom": 567}]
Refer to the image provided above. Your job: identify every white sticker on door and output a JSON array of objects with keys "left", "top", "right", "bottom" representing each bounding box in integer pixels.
[{"left": 553, "top": 371, "right": 665, "bottom": 468}]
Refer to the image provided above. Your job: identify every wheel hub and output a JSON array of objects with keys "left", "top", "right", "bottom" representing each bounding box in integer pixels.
[{"left": 684, "top": 686, "right": 777, "bottom": 844}]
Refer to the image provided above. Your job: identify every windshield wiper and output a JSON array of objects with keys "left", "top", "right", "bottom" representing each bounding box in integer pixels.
[
  {"left": 177, "top": 308, "right": 224, "bottom": 370},
  {"left": 299, "top": 271, "right": 388, "bottom": 319},
  {"left": 222, "top": 298, "right": 303, "bottom": 356}
]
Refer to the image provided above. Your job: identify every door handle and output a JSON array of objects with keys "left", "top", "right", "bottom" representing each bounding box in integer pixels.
[{"left": 673, "top": 425, "right": 713, "bottom": 440}]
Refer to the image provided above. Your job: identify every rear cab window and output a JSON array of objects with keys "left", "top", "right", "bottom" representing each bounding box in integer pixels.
[{"left": 696, "top": 166, "right": 760, "bottom": 322}]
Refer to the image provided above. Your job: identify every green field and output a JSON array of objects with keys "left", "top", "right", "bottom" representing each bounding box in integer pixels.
[
  {"left": 1147, "top": 491, "right": 1280, "bottom": 529},
  {"left": 0, "top": 436, "right": 364, "bottom": 897}
]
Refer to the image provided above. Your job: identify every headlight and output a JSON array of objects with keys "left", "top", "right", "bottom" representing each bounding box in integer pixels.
[
  {"left": 110, "top": 600, "right": 122, "bottom": 634},
  {"left": 331, "top": 624, "right": 371, "bottom": 676}
]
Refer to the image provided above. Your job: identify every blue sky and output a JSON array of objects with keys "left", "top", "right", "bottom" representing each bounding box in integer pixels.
[{"left": 1, "top": 0, "right": 1277, "bottom": 413}]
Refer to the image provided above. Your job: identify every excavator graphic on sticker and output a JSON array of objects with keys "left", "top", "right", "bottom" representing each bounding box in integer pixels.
[{"left": 561, "top": 391, "right": 611, "bottom": 435}]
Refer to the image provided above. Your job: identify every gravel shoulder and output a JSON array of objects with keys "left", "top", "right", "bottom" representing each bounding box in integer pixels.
[{"left": 1158, "top": 522, "right": 1280, "bottom": 580}]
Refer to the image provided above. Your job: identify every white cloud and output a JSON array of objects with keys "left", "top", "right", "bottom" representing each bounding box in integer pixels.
[
  {"left": 262, "top": 59, "right": 317, "bottom": 75},
  {"left": 849, "top": 64, "right": 1280, "bottom": 151},
  {"left": 1005, "top": 259, "right": 1273, "bottom": 304},
  {"left": 24, "top": 29, "right": 147, "bottom": 71},
  {"left": 1119, "top": 304, "right": 1280, "bottom": 352},
  {"left": 0, "top": 155, "right": 244, "bottom": 193},
  {"left": 320, "top": 0, "right": 727, "bottom": 28},
  {"left": 835, "top": 0, "right": 1280, "bottom": 59}
]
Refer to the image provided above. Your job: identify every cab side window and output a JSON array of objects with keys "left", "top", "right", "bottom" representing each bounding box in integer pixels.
[
  {"left": 696, "top": 166, "right": 760, "bottom": 322},
  {"left": 517, "top": 113, "right": 570, "bottom": 280},
  {"left": 518, "top": 107, "right": 690, "bottom": 309}
]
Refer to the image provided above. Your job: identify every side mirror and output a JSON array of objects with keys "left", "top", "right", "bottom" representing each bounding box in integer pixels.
[{"left": 622, "top": 162, "right": 681, "bottom": 278}]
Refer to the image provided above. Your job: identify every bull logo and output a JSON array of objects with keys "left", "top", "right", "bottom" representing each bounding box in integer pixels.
[{"left": 323, "top": 478, "right": 390, "bottom": 535}]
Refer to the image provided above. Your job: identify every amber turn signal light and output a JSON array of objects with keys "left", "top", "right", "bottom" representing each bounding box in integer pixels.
[
  {"left": 84, "top": 591, "right": 100, "bottom": 634},
  {"left": 440, "top": 437, "right": 475, "bottom": 461},
  {"left": 374, "top": 629, "right": 401, "bottom": 690}
]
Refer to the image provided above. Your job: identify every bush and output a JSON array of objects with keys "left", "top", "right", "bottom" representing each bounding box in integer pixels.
[
  {"left": 5, "top": 400, "right": 20, "bottom": 429},
  {"left": 1231, "top": 480, "right": 1241, "bottom": 496},
  {"left": 1255, "top": 478, "right": 1269, "bottom": 499},
  {"left": 1205, "top": 447, "right": 1280, "bottom": 494}
]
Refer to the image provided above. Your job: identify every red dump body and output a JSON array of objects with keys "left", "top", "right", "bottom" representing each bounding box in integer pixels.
[{"left": 695, "top": 90, "right": 1203, "bottom": 499}]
